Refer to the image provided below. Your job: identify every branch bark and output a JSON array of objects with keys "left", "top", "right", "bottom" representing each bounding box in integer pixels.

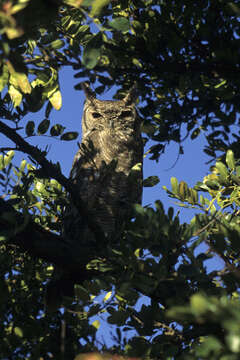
[{"left": 0, "top": 197, "right": 99, "bottom": 282}]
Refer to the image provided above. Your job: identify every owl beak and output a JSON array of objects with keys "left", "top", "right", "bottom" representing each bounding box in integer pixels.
[{"left": 109, "top": 120, "right": 114, "bottom": 129}]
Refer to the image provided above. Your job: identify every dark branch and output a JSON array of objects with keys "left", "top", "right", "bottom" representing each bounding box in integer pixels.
[
  {"left": 0, "top": 120, "right": 71, "bottom": 191},
  {"left": 0, "top": 197, "right": 99, "bottom": 283},
  {"left": 0, "top": 120, "right": 105, "bottom": 242}
]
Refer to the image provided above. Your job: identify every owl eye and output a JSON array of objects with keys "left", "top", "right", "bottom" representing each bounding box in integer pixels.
[
  {"left": 92, "top": 112, "right": 102, "bottom": 118},
  {"left": 120, "top": 110, "right": 132, "bottom": 117}
]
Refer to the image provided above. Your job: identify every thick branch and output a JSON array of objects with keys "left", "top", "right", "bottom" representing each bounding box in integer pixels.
[
  {"left": 0, "top": 120, "right": 72, "bottom": 192},
  {"left": 0, "top": 197, "right": 98, "bottom": 281}
]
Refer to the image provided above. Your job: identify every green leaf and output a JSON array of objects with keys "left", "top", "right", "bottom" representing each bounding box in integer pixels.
[
  {"left": 49, "top": 39, "right": 65, "bottom": 50},
  {"left": 179, "top": 181, "right": 189, "bottom": 200},
  {"left": 49, "top": 89, "right": 62, "bottom": 110},
  {"left": 50, "top": 124, "right": 65, "bottom": 137},
  {"left": 14, "top": 327, "right": 23, "bottom": 337},
  {"left": 190, "top": 294, "right": 210, "bottom": 315},
  {"left": 37, "top": 119, "right": 50, "bottom": 135},
  {"left": 109, "top": 17, "right": 130, "bottom": 32},
  {"left": 215, "top": 79, "right": 227, "bottom": 88},
  {"left": 9, "top": 85, "right": 22, "bottom": 107},
  {"left": 215, "top": 161, "right": 228, "bottom": 179},
  {"left": 236, "top": 166, "right": 240, "bottom": 177},
  {"left": 20, "top": 159, "right": 27, "bottom": 172},
  {"left": 103, "top": 291, "right": 112, "bottom": 302},
  {"left": 0, "top": 151, "right": 14, "bottom": 170},
  {"left": 143, "top": 175, "right": 160, "bottom": 187},
  {"left": 15, "top": 72, "right": 31, "bottom": 94},
  {"left": 91, "top": 320, "right": 100, "bottom": 329},
  {"left": 45, "top": 101, "right": 53, "bottom": 118},
  {"left": 189, "top": 188, "right": 198, "bottom": 204},
  {"left": 168, "top": 207, "right": 174, "bottom": 220},
  {"left": 90, "top": 0, "right": 110, "bottom": 16},
  {"left": 60, "top": 132, "right": 78, "bottom": 141},
  {"left": 25, "top": 121, "right": 35, "bottom": 136},
  {"left": 196, "top": 336, "right": 222, "bottom": 356},
  {"left": 205, "top": 180, "right": 220, "bottom": 190},
  {"left": 226, "top": 150, "right": 235, "bottom": 170},
  {"left": 171, "top": 177, "right": 179, "bottom": 194},
  {"left": 82, "top": 46, "right": 101, "bottom": 69},
  {"left": 134, "top": 203, "right": 145, "bottom": 216},
  {"left": 226, "top": 333, "right": 240, "bottom": 353},
  {"left": 0, "top": 64, "right": 9, "bottom": 91}
]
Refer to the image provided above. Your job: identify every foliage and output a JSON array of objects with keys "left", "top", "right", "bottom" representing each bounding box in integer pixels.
[{"left": 0, "top": 0, "right": 240, "bottom": 359}]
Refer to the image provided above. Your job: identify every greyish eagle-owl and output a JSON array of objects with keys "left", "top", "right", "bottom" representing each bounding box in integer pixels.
[{"left": 64, "top": 83, "right": 143, "bottom": 244}]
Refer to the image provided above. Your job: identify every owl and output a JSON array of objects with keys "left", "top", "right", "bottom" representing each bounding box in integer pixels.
[{"left": 64, "top": 83, "right": 143, "bottom": 244}]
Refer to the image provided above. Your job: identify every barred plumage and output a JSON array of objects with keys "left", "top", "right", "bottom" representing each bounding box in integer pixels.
[{"left": 65, "top": 83, "right": 143, "bottom": 242}]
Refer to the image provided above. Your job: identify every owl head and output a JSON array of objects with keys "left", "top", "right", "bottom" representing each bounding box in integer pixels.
[{"left": 81, "top": 83, "right": 138, "bottom": 135}]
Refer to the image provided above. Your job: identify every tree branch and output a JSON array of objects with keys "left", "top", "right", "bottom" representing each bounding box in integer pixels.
[
  {"left": 0, "top": 120, "right": 105, "bottom": 242},
  {"left": 0, "top": 197, "right": 99, "bottom": 282}
]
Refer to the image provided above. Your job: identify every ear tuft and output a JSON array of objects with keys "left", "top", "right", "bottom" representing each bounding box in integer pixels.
[
  {"left": 81, "top": 82, "right": 96, "bottom": 102},
  {"left": 123, "top": 83, "right": 138, "bottom": 105}
]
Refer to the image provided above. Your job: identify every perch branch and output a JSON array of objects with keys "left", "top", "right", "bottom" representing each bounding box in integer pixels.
[{"left": 0, "top": 196, "right": 99, "bottom": 282}]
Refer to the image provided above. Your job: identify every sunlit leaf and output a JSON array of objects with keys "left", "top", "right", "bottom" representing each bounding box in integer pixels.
[
  {"left": 226, "top": 333, "right": 240, "bottom": 353},
  {"left": 20, "top": 159, "right": 27, "bottom": 172},
  {"left": 8, "top": 85, "right": 22, "bottom": 107},
  {"left": 64, "top": 0, "right": 84, "bottom": 7},
  {"left": 90, "top": 0, "right": 110, "bottom": 16},
  {"left": 103, "top": 291, "right": 112, "bottom": 302},
  {"left": 49, "top": 89, "right": 62, "bottom": 110},
  {"left": 215, "top": 161, "right": 228, "bottom": 179},
  {"left": 5, "top": 26, "right": 24, "bottom": 39},
  {"left": 214, "top": 79, "right": 227, "bottom": 88},
  {"left": 226, "top": 149, "right": 235, "bottom": 170},
  {"left": 15, "top": 72, "right": 31, "bottom": 94},
  {"left": 14, "top": 327, "right": 23, "bottom": 337},
  {"left": 0, "top": 151, "right": 14, "bottom": 171},
  {"left": 0, "top": 64, "right": 9, "bottom": 91},
  {"left": 190, "top": 294, "right": 209, "bottom": 315},
  {"left": 134, "top": 248, "right": 141, "bottom": 257},
  {"left": 49, "top": 39, "right": 65, "bottom": 50},
  {"left": 92, "top": 320, "right": 100, "bottom": 329},
  {"left": 11, "top": 2, "right": 29, "bottom": 14},
  {"left": 171, "top": 177, "right": 179, "bottom": 194}
]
